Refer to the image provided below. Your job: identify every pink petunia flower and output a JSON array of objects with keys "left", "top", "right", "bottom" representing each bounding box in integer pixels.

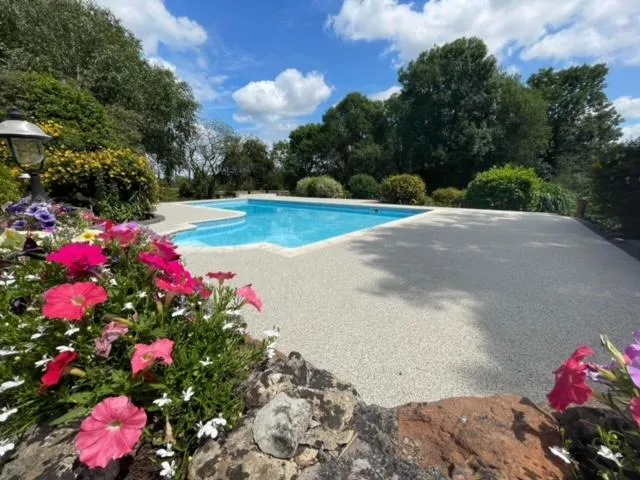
[
  {"left": 99, "top": 221, "right": 140, "bottom": 248},
  {"left": 95, "top": 322, "right": 129, "bottom": 358},
  {"left": 152, "top": 238, "right": 180, "bottom": 261},
  {"left": 76, "top": 396, "right": 147, "bottom": 469},
  {"left": 47, "top": 243, "right": 108, "bottom": 278},
  {"left": 131, "top": 339, "right": 174, "bottom": 376},
  {"left": 41, "top": 351, "right": 78, "bottom": 391},
  {"left": 206, "top": 271, "right": 237, "bottom": 284},
  {"left": 236, "top": 284, "right": 263, "bottom": 312},
  {"left": 154, "top": 267, "right": 197, "bottom": 296},
  {"left": 138, "top": 252, "right": 177, "bottom": 274},
  {"left": 43, "top": 283, "right": 109, "bottom": 322},
  {"left": 547, "top": 346, "right": 594, "bottom": 412}
]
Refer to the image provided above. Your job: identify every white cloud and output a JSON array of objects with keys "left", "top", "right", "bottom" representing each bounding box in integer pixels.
[
  {"left": 505, "top": 65, "right": 521, "bottom": 76},
  {"left": 368, "top": 85, "right": 401, "bottom": 101},
  {"left": 95, "top": 0, "right": 207, "bottom": 55},
  {"left": 147, "top": 56, "right": 177, "bottom": 73},
  {"left": 232, "top": 69, "right": 333, "bottom": 125},
  {"left": 614, "top": 96, "right": 640, "bottom": 121},
  {"left": 327, "top": 0, "right": 640, "bottom": 65},
  {"left": 622, "top": 123, "right": 640, "bottom": 141}
]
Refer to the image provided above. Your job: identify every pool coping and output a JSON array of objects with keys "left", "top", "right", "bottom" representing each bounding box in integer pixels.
[{"left": 164, "top": 196, "right": 432, "bottom": 258}]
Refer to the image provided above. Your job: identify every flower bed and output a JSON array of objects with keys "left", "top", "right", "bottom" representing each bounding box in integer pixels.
[
  {"left": 547, "top": 335, "right": 640, "bottom": 477},
  {"left": 0, "top": 197, "right": 274, "bottom": 477}
]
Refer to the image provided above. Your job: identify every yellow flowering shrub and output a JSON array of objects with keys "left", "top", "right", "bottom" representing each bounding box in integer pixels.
[{"left": 42, "top": 148, "right": 158, "bottom": 205}]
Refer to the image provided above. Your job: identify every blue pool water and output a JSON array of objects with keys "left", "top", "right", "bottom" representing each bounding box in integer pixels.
[{"left": 174, "top": 199, "right": 427, "bottom": 248}]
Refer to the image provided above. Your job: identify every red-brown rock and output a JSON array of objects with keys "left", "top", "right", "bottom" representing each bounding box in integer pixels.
[{"left": 397, "top": 395, "right": 570, "bottom": 480}]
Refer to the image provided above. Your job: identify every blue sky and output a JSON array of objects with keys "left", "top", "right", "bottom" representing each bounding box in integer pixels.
[{"left": 97, "top": 0, "right": 640, "bottom": 142}]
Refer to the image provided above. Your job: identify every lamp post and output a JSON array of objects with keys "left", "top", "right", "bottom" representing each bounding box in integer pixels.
[{"left": 0, "top": 107, "right": 51, "bottom": 202}]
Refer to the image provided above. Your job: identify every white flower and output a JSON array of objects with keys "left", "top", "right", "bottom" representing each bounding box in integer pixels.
[
  {"left": 156, "top": 443, "right": 174, "bottom": 458},
  {"left": 264, "top": 329, "right": 280, "bottom": 339},
  {"left": 196, "top": 420, "right": 219, "bottom": 440},
  {"left": 89, "top": 277, "right": 98, "bottom": 283},
  {"left": 171, "top": 307, "right": 187, "bottom": 318},
  {"left": 56, "top": 345, "right": 75, "bottom": 353},
  {"left": 24, "top": 274, "right": 39, "bottom": 281},
  {"left": 16, "top": 323, "right": 27, "bottom": 330},
  {"left": 138, "top": 291, "right": 147, "bottom": 298},
  {"left": 266, "top": 345, "right": 277, "bottom": 359},
  {"left": 203, "top": 313, "right": 212, "bottom": 321},
  {"left": 549, "top": 446, "right": 572, "bottom": 464},
  {"left": 158, "top": 292, "right": 165, "bottom": 298},
  {"left": 199, "top": 357, "right": 213, "bottom": 367},
  {"left": 159, "top": 460, "right": 176, "bottom": 478},
  {"left": 153, "top": 393, "right": 172, "bottom": 408},
  {"left": 236, "top": 327, "right": 247, "bottom": 335},
  {"left": 64, "top": 327, "right": 80, "bottom": 337},
  {"left": 123, "top": 302, "right": 135, "bottom": 311},
  {"left": 0, "top": 347, "right": 18, "bottom": 357},
  {"left": 0, "top": 274, "right": 16, "bottom": 287},
  {"left": 0, "top": 439, "right": 14, "bottom": 457},
  {"left": 212, "top": 414, "right": 227, "bottom": 427},
  {"left": 30, "top": 332, "right": 44, "bottom": 340},
  {"left": 597, "top": 445, "right": 623, "bottom": 467},
  {"left": 0, "top": 377, "right": 24, "bottom": 393},
  {"left": 109, "top": 278, "right": 118, "bottom": 286},
  {"left": 34, "top": 354, "right": 52, "bottom": 370},
  {"left": 0, "top": 407, "right": 17, "bottom": 422},
  {"left": 222, "top": 322, "right": 234, "bottom": 331},
  {"left": 182, "top": 387, "right": 194, "bottom": 402}
]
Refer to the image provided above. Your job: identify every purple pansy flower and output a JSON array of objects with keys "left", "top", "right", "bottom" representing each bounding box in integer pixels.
[{"left": 11, "top": 219, "right": 27, "bottom": 231}]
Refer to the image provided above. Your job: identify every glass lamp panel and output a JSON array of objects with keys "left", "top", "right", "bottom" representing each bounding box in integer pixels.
[{"left": 9, "top": 138, "right": 44, "bottom": 169}]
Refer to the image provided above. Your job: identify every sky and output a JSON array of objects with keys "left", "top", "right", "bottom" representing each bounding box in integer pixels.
[{"left": 96, "top": 0, "right": 640, "bottom": 143}]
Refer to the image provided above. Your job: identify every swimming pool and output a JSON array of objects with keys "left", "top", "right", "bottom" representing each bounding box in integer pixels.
[{"left": 173, "top": 199, "right": 427, "bottom": 249}]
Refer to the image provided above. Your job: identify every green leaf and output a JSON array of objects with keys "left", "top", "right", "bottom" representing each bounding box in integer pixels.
[
  {"left": 65, "top": 392, "right": 93, "bottom": 405},
  {"left": 49, "top": 406, "right": 90, "bottom": 426}
]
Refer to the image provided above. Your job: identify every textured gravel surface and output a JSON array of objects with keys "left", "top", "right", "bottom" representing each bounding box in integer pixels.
[{"left": 162, "top": 203, "right": 640, "bottom": 407}]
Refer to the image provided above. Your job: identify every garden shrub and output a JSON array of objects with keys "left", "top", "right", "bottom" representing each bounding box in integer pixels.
[
  {"left": 42, "top": 148, "right": 159, "bottom": 221},
  {"left": 295, "top": 176, "right": 344, "bottom": 198},
  {"left": 591, "top": 140, "right": 640, "bottom": 235},
  {"left": 349, "top": 174, "right": 380, "bottom": 199},
  {"left": 380, "top": 174, "right": 426, "bottom": 205},
  {"left": 431, "top": 187, "right": 465, "bottom": 207},
  {"left": 0, "top": 164, "right": 22, "bottom": 206},
  {"left": 464, "top": 165, "right": 542, "bottom": 211},
  {"left": 531, "top": 182, "right": 576, "bottom": 216},
  {"left": 0, "top": 201, "right": 273, "bottom": 477}
]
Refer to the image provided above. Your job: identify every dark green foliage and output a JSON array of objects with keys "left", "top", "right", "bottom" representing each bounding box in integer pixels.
[
  {"left": 0, "top": 71, "right": 125, "bottom": 150},
  {"left": 94, "top": 190, "right": 154, "bottom": 222},
  {"left": 431, "top": 187, "right": 465, "bottom": 207},
  {"left": 464, "top": 165, "right": 542, "bottom": 211},
  {"left": 591, "top": 140, "right": 640, "bottom": 235},
  {"left": 349, "top": 174, "right": 380, "bottom": 199},
  {"left": 528, "top": 64, "right": 622, "bottom": 190},
  {"left": 0, "top": 163, "right": 22, "bottom": 206},
  {"left": 380, "top": 174, "right": 426, "bottom": 205},
  {"left": 0, "top": 0, "right": 199, "bottom": 179},
  {"left": 397, "top": 38, "right": 498, "bottom": 187},
  {"left": 531, "top": 183, "right": 576, "bottom": 215},
  {"left": 295, "top": 176, "right": 344, "bottom": 198}
]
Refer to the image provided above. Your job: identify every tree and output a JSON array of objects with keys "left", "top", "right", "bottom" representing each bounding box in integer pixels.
[
  {"left": 184, "top": 121, "right": 235, "bottom": 199},
  {"left": 0, "top": 0, "right": 199, "bottom": 180},
  {"left": 527, "top": 64, "right": 622, "bottom": 191},
  {"left": 321, "top": 92, "right": 389, "bottom": 183},
  {"left": 242, "top": 138, "right": 274, "bottom": 191},
  {"left": 398, "top": 37, "right": 499, "bottom": 188},
  {"left": 490, "top": 74, "right": 551, "bottom": 175},
  {"left": 284, "top": 124, "right": 327, "bottom": 190}
]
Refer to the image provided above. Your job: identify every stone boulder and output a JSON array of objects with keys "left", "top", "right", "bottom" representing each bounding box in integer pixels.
[{"left": 397, "top": 396, "right": 570, "bottom": 480}]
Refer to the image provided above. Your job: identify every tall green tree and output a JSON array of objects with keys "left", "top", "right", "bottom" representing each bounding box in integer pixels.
[
  {"left": 243, "top": 138, "right": 274, "bottom": 190},
  {"left": 490, "top": 74, "right": 551, "bottom": 175},
  {"left": 0, "top": 0, "right": 199, "bottom": 180},
  {"left": 321, "top": 92, "right": 389, "bottom": 183},
  {"left": 284, "top": 124, "right": 327, "bottom": 190},
  {"left": 527, "top": 64, "right": 622, "bottom": 191},
  {"left": 398, "top": 37, "right": 498, "bottom": 188}
]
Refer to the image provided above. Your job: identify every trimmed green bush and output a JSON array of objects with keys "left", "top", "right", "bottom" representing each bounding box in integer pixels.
[
  {"left": 349, "top": 174, "right": 380, "bottom": 199},
  {"left": 431, "top": 187, "right": 465, "bottom": 207},
  {"left": 531, "top": 182, "right": 576, "bottom": 216},
  {"left": 380, "top": 174, "right": 426, "bottom": 205},
  {"left": 464, "top": 165, "right": 542, "bottom": 211},
  {"left": 296, "top": 176, "right": 344, "bottom": 198}
]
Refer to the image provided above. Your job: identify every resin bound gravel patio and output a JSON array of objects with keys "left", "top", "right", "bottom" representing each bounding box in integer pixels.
[{"left": 153, "top": 199, "right": 640, "bottom": 408}]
